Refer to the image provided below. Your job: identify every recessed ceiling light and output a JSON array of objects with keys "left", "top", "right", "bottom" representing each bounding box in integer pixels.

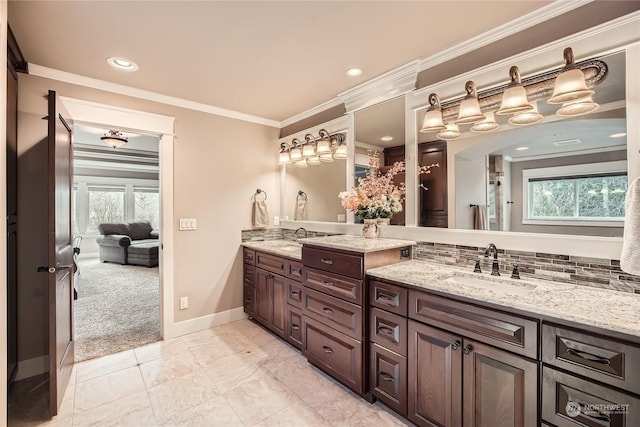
[
  {"left": 381, "top": 136, "right": 393, "bottom": 142},
  {"left": 515, "top": 146, "right": 529, "bottom": 151},
  {"left": 107, "top": 57, "right": 139, "bottom": 71},
  {"left": 346, "top": 67, "right": 363, "bottom": 77},
  {"left": 552, "top": 138, "right": 582, "bottom": 147},
  {"left": 610, "top": 132, "right": 627, "bottom": 138}
]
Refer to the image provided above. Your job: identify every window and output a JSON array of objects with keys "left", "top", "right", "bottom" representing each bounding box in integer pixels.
[
  {"left": 134, "top": 188, "right": 160, "bottom": 228},
  {"left": 88, "top": 187, "right": 125, "bottom": 231},
  {"left": 488, "top": 181, "right": 496, "bottom": 218},
  {"left": 523, "top": 161, "right": 626, "bottom": 226}
]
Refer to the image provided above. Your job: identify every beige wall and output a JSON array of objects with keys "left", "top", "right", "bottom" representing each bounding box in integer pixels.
[{"left": 17, "top": 73, "right": 280, "bottom": 363}]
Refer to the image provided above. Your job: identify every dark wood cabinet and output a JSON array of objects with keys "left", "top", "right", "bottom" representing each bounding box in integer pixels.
[
  {"left": 287, "top": 306, "right": 303, "bottom": 349},
  {"left": 254, "top": 268, "right": 286, "bottom": 339},
  {"left": 243, "top": 284, "right": 256, "bottom": 318},
  {"left": 418, "top": 140, "right": 448, "bottom": 228},
  {"left": 382, "top": 145, "right": 406, "bottom": 226},
  {"left": 371, "top": 343, "right": 407, "bottom": 415}
]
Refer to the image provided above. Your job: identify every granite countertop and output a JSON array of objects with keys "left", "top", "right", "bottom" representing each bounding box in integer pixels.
[
  {"left": 299, "top": 235, "right": 416, "bottom": 253},
  {"left": 367, "top": 260, "right": 640, "bottom": 339},
  {"left": 242, "top": 240, "right": 302, "bottom": 260}
]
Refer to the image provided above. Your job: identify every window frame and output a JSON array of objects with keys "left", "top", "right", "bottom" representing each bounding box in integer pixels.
[{"left": 522, "top": 160, "right": 626, "bottom": 227}]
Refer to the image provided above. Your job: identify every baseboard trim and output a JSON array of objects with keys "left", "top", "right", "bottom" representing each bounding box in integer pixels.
[
  {"left": 169, "top": 307, "right": 247, "bottom": 338},
  {"left": 15, "top": 355, "right": 49, "bottom": 381}
]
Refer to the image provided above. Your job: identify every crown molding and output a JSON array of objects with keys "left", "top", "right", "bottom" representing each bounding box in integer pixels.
[
  {"left": 30, "top": 64, "right": 280, "bottom": 128},
  {"left": 337, "top": 60, "right": 419, "bottom": 113},
  {"left": 279, "top": 97, "right": 345, "bottom": 129},
  {"left": 417, "top": 0, "right": 590, "bottom": 72}
]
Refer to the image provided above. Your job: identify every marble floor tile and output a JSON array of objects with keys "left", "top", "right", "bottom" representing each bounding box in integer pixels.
[
  {"left": 352, "top": 404, "right": 414, "bottom": 427},
  {"left": 74, "top": 366, "right": 146, "bottom": 413},
  {"left": 302, "top": 381, "right": 378, "bottom": 427},
  {"left": 223, "top": 372, "right": 299, "bottom": 426},
  {"left": 159, "top": 395, "right": 243, "bottom": 427},
  {"left": 253, "top": 399, "right": 331, "bottom": 427},
  {"left": 203, "top": 347, "right": 270, "bottom": 393},
  {"left": 75, "top": 350, "right": 138, "bottom": 383},
  {"left": 138, "top": 348, "right": 198, "bottom": 388},
  {"left": 147, "top": 367, "right": 219, "bottom": 421},
  {"left": 134, "top": 337, "right": 190, "bottom": 365},
  {"left": 271, "top": 359, "right": 335, "bottom": 399},
  {"left": 72, "top": 390, "right": 157, "bottom": 427}
]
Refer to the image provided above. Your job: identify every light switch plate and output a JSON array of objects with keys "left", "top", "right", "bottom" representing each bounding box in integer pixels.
[
  {"left": 179, "top": 218, "right": 197, "bottom": 230},
  {"left": 273, "top": 216, "right": 280, "bottom": 226}
]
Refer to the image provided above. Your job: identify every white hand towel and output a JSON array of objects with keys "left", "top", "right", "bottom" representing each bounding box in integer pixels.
[
  {"left": 621, "top": 176, "right": 640, "bottom": 275},
  {"left": 294, "top": 199, "right": 308, "bottom": 221},
  {"left": 252, "top": 200, "right": 269, "bottom": 228}
]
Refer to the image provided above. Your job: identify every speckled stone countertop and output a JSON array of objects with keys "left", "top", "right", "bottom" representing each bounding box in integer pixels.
[
  {"left": 299, "top": 235, "right": 416, "bottom": 253},
  {"left": 367, "top": 260, "right": 640, "bottom": 339},
  {"left": 242, "top": 240, "right": 302, "bottom": 260}
]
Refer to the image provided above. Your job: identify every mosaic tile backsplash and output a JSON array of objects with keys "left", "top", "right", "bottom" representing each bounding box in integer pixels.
[{"left": 241, "top": 228, "right": 639, "bottom": 294}]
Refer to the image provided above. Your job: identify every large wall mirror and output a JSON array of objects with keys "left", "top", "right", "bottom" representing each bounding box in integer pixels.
[{"left": 416, "top": 49, "right": 627, "bottom": 238}]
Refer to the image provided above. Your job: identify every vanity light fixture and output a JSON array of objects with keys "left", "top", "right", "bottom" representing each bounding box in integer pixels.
[
  {"left": 100, "top": 130, "right": 128, "bottom": 148},
  {"left": 419, "top": 94, "right": 447, "bottom": 133},
  {"left": 496, "top": 67, "right": 533, "bottom": 116},
  {"left": 278, "top": 130, "right": 346, "bottom": 166},
  {"left": 470, "top": 111, "right": 500, "bottom": 133},
  {"left": 294, "top": 159, "right": 308, "bottom": 168},
  {"left": 302, "top": 134, "right": 316, "bottom": 158},
  {"left": 455, "top": 81, "right": 485, "bottom": 125},
  {"left": 307, "top": 156, "right": 321, "bottom": 166},
  {"left": 548, "top": 48, "right": 595, "bottom": 105},
  {"left": 316, "top": 129, "right": 332, "bottom": 154},
  {"left": 278, "top": 143, "right": 291, "bottom": 164},
  {"left": 290, "top": 138, "right": 303, "bottom": 161},
  {"left": 319, "top": 153, "right": 334, "bottom": 162},
  {"left": 333, "top": 138, "right": 348, "bottom": 159},
  {"left": 508, "top": 102, "right": 544, "bottom": 126},
  {"left": 556, "top": 96, "right": 600, "bottom": 117},
  {"left": 436, "top": 123, "right": 462, "bottom": 140}
]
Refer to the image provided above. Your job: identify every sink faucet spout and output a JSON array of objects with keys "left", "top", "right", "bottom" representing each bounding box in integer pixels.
[{"left": 484, "top": 243, "right": 500, "bottom": 276}]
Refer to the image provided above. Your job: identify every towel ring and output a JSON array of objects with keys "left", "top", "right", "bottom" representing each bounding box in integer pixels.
[
  {"left": 253, "top": 189, "right": 267, "bottom": 201},
  {"left": 297, "top": 190, "right": 307, "bottom": 201}
]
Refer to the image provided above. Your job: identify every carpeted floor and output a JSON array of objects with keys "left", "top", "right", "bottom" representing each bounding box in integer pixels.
[{"left": 74, "top": 258, "right": 160, "bottom": 362}]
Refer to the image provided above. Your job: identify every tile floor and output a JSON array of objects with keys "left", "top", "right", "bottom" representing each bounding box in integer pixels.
[{"left": 8, "top": 319, "right": 414, "bottom": 426}]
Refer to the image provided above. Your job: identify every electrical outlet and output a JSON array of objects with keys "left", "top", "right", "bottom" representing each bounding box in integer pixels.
[
  {"left": 180, "top": 296, "right": 189, "bottom": 310},
  {"left": 337, "top": 214, "right": 346, "bottom": 222},
  {"left": 273, "top": 216, "right": 280, "bottom": 226}
]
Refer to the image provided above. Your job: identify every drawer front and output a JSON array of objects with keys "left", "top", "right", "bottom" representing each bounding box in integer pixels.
[
  {"left": 255, "top": 252, "right": 286, "bottom": 276},
  {"left": 409, "top": 290, "right": 538, "bottom": 359},
  {"left": 303, "top": 316, "right": 363, "bottom": 394},
  {"left": 286, "top": 280, "right": 303, "bottom": 309},
  {"left": 287, "top": 306, "right": 303, "bottom": 350},
  {"left": 369, "top": 279, "right": 408, "bottom": 316},
  {"left": 303, "top": 246, "right": 363, "bottom": 279},
  {"left": 370, "top": 307, "right": 407, "bottom": 357},
  {"left": 304, "top": 288, "right": 362, "bottom": 339},
  {"left": 243, "top": 264, "right": 256, "bottom": 286},
  {"left": 542, "top": 323, "right": 640, "bottom": 395},
  {"left": 304, "top": 267, "right": 362, "bottom": 304},
  {"left": 287, "top": 260, "right": 304, "bottom": 281},
  {"left": 243, "top": 248, "right": 255, "bottom": 265},
  {"left": 370, "top": 343, "right": 407, "bottom": 416},
  {"left": 243, "top": 284, "right": 256, "bottom": 317},
  {"left": 542, "top": 367, "right": 640, "bottom": 427}
]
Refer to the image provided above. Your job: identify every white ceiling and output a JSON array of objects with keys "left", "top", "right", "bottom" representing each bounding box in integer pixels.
[{"left": 8, "top": 1, "right": 552, "bottom": 123}]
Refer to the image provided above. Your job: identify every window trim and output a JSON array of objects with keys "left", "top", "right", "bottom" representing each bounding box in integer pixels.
[{"left": 522, "top": 160, "right": 626, "bottom": 227}]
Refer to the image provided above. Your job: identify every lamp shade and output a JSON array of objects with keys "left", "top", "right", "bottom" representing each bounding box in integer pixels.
[
  {"left": 508, "top": 102, "right": 543, "bottom": 126},
  {"left": 278, "top": 151, "right": 290, "bottom": 164},
  {"left": 455, "top": 81, "right": 485, "bottom": 125},
  {"left": 420, "top": 93, "right": 446, "bottom": 132},
  {"left": 100, "top": 130, "right": 128, "bottom": 148},
  {"left": 333, "top": 143, "right": 347, "bottom": 159},
  {"left": 556, "top": 96, "right": 599, "bottom": 117},
  {"left": 319, "top": 153, "right": 334, "bottom": 162},
  {"left": 436, "top": 123, "right": 462, "bottom": 140},
  {"left": 470, "top": 111, "right": 500, "bottom": 133},
  {"left": 290, "top": 146, "right": 302, "bottom": 161},
  {"left": 548, "top": 48, "right": 594, "bottom": 104},
  {"left": 302, "top": 143, "right": 315, "bottom": 158},
  {"left": 293, "top": 159, "right": 308, "bottom": 168},
  {"left": 307, "top": 156, "right": 321, "bottom": 165},
  {"left": 496, "top": 66, "right": 533, "bottom": 115},
  {"left": 316, "top": 139, "right": 331, "bottom": 154}
]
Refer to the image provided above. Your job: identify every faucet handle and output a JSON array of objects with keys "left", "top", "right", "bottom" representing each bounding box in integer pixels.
[
  {"left": 473, "top": 258, "right": 482, "bottom": 273},
  {"left": 511, "top": 264, "right": 521, "bottom": 279}
]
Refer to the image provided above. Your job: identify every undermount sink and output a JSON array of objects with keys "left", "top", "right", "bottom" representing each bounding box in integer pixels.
[{"left": 442, "top": 272, "right": 537, "bottom": 295}]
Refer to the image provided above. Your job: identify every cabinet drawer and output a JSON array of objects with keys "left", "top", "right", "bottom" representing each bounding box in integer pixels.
[
  {"left": 409, "top": 290, "right": 538, "bottom": 359},
  {"left": 542, "top": 367, "right": 640, "bottom": 427},
  {"left": 243, "top": 284, "right": 256, "bottom": 317},
  {"left": 303, "top": 246, "right": 363, "bottom": 279},
  {"left": 304, "top": 288, "right": 362, "bottom": 339},
  {"left": 303, "top": 315, "right": 363, "bottom": 394},
  {"left": 287, "top": 306, "right": 303, "bottom": 350},
  {"left": 243, "top": 248, "right": 255, "bottom": 265},
  {"left": 255, "top": 252, "right": 286, "bottom": 276},
  {"left": 370, "top": 343, "right": 407, "bottom": 416},
  {"left": 370, "top": 307, "right": 407, "bottom": 357},
  {"left": 243, "top": 264, "right": 256, "bottom": 286},
  {"left": 287, "top": 280, "right": 303, "bottom": 309},
  {"left": 542, "top": 323, "right": 640, "bottom": 395},
  {"left": 304, "top": 267, "right": 362, "bottom": 304},
  {"left": 286, "top": 260, "right": 304, "bottom": 281},
  {"left": 369, "top": 279, "right": 407, "bottom": 316}
]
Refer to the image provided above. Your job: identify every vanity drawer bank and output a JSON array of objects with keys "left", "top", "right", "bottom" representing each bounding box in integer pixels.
[{"left": 366, "top": 260, "right": 640, "bottom": 427}]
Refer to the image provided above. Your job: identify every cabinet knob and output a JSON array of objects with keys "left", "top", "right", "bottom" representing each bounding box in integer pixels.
[
  {"left": 463, "top": 345, "right": 473, "bottom": 355},
  {"left": 451, "top": 341, "right": 461, "bottom": 351}
]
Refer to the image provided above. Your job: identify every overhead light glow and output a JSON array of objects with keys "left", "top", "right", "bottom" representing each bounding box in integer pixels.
[
  {"left": 610, "top": 132, "right": 627, "bottom": 138},
  {"left": 381, "top": 136, "right": 393, "bottom": 142},
  {"left": 346, "top": 67, "right": 363, "bottom": 77},
  {"left": 515, "top": 146, "right": 529, "bottom": 151},
  {"left": 107, "top": 57, "right": 139, "bottom": 71}
]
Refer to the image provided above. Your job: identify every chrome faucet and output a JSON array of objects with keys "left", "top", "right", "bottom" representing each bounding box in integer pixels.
[
  {"left": 294, "top": 227, "right": 308, "bottom": 239},
  {"left": 484, "top": 243, "right": 500, "bottom": 276}
]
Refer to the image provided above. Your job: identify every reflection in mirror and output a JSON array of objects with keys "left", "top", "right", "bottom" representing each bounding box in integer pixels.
[
  {"left": 354, "top": 96, "right": 406, "bottom": 224},
  {"left": 447, "top": 50, "right": 626, "bottom": 237}
]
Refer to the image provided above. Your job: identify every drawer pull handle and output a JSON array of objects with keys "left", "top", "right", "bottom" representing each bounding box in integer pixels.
[
  {"left": 378, "top": 325, "right": 395, "bottom": 336},
  {"left": 291, "top": 268, "right": 301, "bottom": 275},
  {"left": 291, "top": 324, "right": 300, "bottom": 331},
  {"left": 323, "top": 281, "right": 334, "bottom": 287},
  {"left": 321, "top": 258, "right": 334, "bottom": 265},
  {"left": 451, "top": 341, "right": 461, "bottom": 351},
  {"left": 377, "top": 293, "right": 396, "bottom": 304},
  {"left": 566, "top": 348, "right": 611, "bottom": 366},
  {"left": 463, "top": 345, "right": 473, "bottom": 355},
  {"left": 379, "top": 372, "right": 395, "bottom": 382},
  {"left": 245, "top": 298, "right": 252, "bottom": 303},
  {"left": 574, "top": 402, "right": 611, "bottom": 423},
  {"left": 322, "top": 346, "right": 333, "bottom": 354},
  {"left": 290, "top": 291, "right": 300, "bottom": 297},
  {"left": 322, "top": 307, "right": 334, "bottom": 315}
]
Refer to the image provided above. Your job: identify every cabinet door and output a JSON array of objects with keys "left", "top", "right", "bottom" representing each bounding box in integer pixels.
[
  {"left": 408, "top": 320, "right": 462, "bottom": 427},
  {"left": 287, "top": 306, "right": 303, "bottom": 349},
  {"left": 271, "top": 274, "right": 287, "bottom": 338},
  {"left": 463, "top": 339, "right": 538, "bottom": 427},
  {"left": 243, "top": 284, "right": 256, "bottom": 317},
  {"left": 255, "top": 269, "right": 271, "bottom": 326},
  {"left": 418, "top": 141, "right": 447, "bottom": 228},
  {"left": 371, "top": 343, "right": 407, "bottom": 416}
]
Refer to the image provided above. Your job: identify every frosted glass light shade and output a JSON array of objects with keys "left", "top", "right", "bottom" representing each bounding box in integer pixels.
[
  {"left": 508, "top": 102, "right": 543, "bottom": 126},
  {"left": 293, "top": 159, "right": 308, "bottom": 168},
  {"left": 420, "top": 109, "right": 446, "bottom": 132},
  {"left": 471, "top": 111, "right": 500, "bottom": 133},
  {"left": 548, "top": 68, "right": 594, "bottom": 104},
  {"left": 278, "top": 151, "right": 290, "bottom": 164},
  {"left": 333, "top": 144, "right": 347, "bottom": 159},
  {"left": 302, "top": 143, "right": 315, "bottom": 158},
  {"left": 455, "top": 82, "right": 485, "bottom": 125},
  {"left": 290, "top": 147, "right": 302, "bottom": 160},
  {"left": 307, "top": 156, "right": 321, "bottom": 165},
  {"left": 436, "top": 124, "right": 462, "bottom": 140},
  {"left": 496, "top": 86, "right": 533, "bottom": 115},
  {"left": 556, "top": 96, "right": 599, "bottom": 117},
  {"left": 316, "top": 139, "right": 331, "bottom": 154},
  {"left": 319, "top": 153, "right": 334, "bottom": 162}
]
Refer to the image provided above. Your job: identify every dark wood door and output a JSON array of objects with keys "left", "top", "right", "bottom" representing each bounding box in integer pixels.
[
  {"left": 255, "top": 269, "right": 271, "bottom": 326},
  {"left": 47, "top": 90, "right": 75, "bottom": 416},
  {"left": 462, "top": 339, "right": 538, "bottom": 427},
  {"left": 271, "top": 274, "right": 286, "bottom": 338},
  {"left": 418, "top": 141, "right": 448, "bottom": 228},
  {"left": 408, "top": 320, "right": 462, "bottom": 427}
]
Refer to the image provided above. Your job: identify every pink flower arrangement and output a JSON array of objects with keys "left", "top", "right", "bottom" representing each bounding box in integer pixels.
[{"left": 339, "top": 151, "right": 438, "bottom": 220}]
